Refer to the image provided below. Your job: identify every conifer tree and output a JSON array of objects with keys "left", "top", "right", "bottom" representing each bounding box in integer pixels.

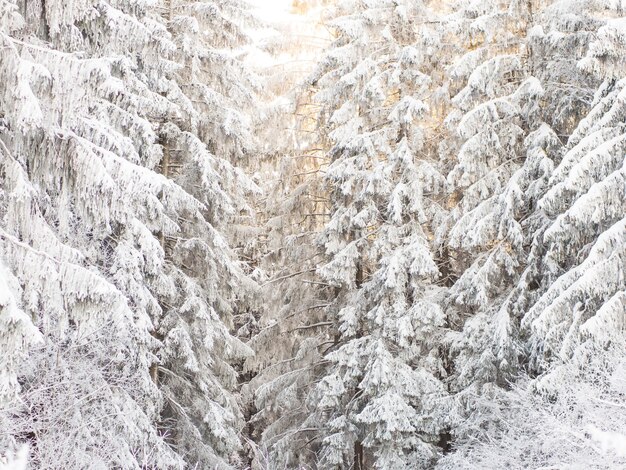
[
  {"left": 438, "top": 0, "right": 541, "bottom": 391},
  {"left": 237, "top": 2, "right": 336, "bottom": 466},
  {"left": 442, "top": 0, "right": 626, "bottom": 462},
  {"left": 262, "top": 1, "right": 454, "bottom": 468},
  {"left": 522, "top": 79, "right": 626, "bottom": 377},
  {"left": 0, "top": 0, "right": 259, "bottom": 467},
  {"left": 440, "top": 0, "right": 623, "bottom": 392}
]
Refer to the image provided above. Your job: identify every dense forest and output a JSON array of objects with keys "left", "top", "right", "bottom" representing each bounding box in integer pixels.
[{"left": 0, "top": 0, "right": 624, "bottom": 469}]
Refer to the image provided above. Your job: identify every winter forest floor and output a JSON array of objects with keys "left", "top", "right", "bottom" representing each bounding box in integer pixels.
[{"left": 0, "top": 0, "right": 625, "bottom": 469}]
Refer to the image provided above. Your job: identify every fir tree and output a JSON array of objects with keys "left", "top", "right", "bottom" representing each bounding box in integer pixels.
[
  {"left": 275, "top": 1, "right": 453, "bottom": 468},
  {"left": 0, "top": 0, "right": 259, "bottom": 467}
]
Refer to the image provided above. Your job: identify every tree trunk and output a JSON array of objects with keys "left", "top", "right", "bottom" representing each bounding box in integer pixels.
[
  {"left": 356, "top": 260, "right": 364, "bottom": 288},
  {"left": 354, "top": 440, "right": 365, "bottom": 470},
  {"left": 151, "top": 136, "right": 170, "bottom": 385},
  {"left": 159, "top": 142, "right": 170, "bottom": 249}
]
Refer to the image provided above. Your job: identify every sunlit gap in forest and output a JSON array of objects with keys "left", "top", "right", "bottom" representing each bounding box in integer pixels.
[{"left": 247, "top": 0, "right": 332, "bottom": 94}]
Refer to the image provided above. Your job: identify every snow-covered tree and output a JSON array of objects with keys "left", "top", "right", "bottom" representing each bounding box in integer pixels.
[
  {"left": 146, "top": 2, "right": 261, "bottom": 466},
  {"left": 437, "top": 346, "right": 626, "bottom": 469},
  {"left": 251, "top": 1, "right": 455, "bottom": 468},
  {"left": 437, "top": 0, "right": 540, "bottom": 391},
  {"left": 501, "top": 0, "right": 626, "bottom": 381},
  {"left": 441, "top": 0, "right": 624, "bottom": 389},
  {"left": 442, "top": 0, "right": 626, "bottom": 460},
  {"left": 521, "top": 80, "right": 626, "bottom": 375},
  {"left": 0, "top": 0, "right": 259, "bottom": 467},
  {"left": 1, "top": 3, "right": 180, "bottom": 465},
  {"left": 237, "top": 4, "right": 337, "bottom": 468}
]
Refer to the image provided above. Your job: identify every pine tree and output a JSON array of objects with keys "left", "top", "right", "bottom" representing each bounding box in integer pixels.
[
  {"left": 511, "top": 0, "right": 626, "bottom": 380},
  {"left": 522, "top": 82, "right": 626, "bottom": 374},
  {"left": 440, "top": 0, "right": 623, "bottom": 392},
  {"left": 1, "top": 2, "right": 181, "bottom": 466},
  {"left": 237, "top": 3, "right": 337, "bottom": 467},
  {"left": 147, "top": 2, "right": 260, "bottom": 466}
]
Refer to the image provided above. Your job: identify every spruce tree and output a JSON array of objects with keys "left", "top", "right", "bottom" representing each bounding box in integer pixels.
[
  {"left": 0, "top": 0, "right": 259, "bottom": 467},
  {"left": 278, "top": 1, "right": 452, "bottom": 468}
]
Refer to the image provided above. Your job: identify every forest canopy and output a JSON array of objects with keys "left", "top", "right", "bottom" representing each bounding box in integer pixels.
[{"left": 0, "top": 0, "right": 624, "bottom": 469}]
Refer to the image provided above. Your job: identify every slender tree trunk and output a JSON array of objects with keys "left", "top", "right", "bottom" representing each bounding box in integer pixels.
[
  {"left": 40, "top": 0, "right": 50, "bottom": 41},
  {"left": 159, "top": 142, "right": 170, "bottom": 250},
  {"left": 354, "top": 440, "right": 365, "bottom": 470},
  {"left": 356, "top": 260, "right": 364, "bottom": 288},
  {"left": 149, "top": 359, "right": 159, "bottom": 384},
  {"left": 151, "top": 122, "right": 171, "bottom": 385}
]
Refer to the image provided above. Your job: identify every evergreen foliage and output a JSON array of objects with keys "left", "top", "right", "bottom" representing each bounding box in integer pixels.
[
  {"left": 0, "top": 0, "right": 258, "bottom": 467},
  {"left": 0, "top": 0, "right": 624, "bottom": 468}
]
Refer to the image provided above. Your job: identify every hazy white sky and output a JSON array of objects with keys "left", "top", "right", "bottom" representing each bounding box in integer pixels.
[
  {"left": 244, "top": 0, "right": 330, "bottom": 90},
  {"left": 247, "top": 0, "right": 293, "bottom": 22}
]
